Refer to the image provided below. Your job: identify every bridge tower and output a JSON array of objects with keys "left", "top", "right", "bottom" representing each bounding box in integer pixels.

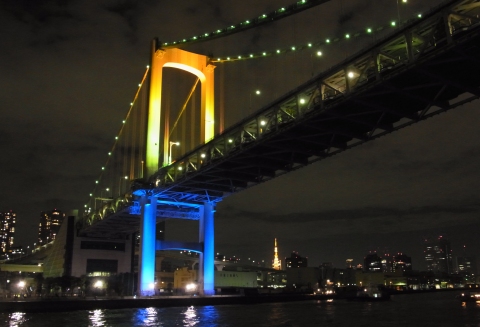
[
  {"left": 138, "top": 39, "right": 216, "bottom": 296},
  {"left": 145, "top": 38, "right": 215, "bottom": 175}
]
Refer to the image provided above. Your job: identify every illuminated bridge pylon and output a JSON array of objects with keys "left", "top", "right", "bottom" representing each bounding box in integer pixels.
[
  {"left": 139, "top": 39, "right": 216, "bottom": 296},
  {"left": 146, "top": 38, "right": 216, "bottom": 176}
]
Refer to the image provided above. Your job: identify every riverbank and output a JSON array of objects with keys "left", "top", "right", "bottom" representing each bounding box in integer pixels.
[
  {"left": 0, "top": 293, "right": 328, "bottom": 313},
  {"left": 0, "top": 288, "right": 465, "bottom": 313}
]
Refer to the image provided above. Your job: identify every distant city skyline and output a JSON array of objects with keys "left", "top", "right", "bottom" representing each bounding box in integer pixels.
[{"left": 2, "top": 206, "right": 478, "bottom": 278}]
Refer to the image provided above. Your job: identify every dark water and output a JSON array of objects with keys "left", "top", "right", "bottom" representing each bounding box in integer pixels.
[{"left": 2, "top": 292, "right": 480, "bottom": 327}]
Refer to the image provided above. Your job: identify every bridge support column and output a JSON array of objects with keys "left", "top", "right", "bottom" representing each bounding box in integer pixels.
[
  {"left": 198, "top": 202, "right": 215, "bottom": 296},
  {"left": 138, "top": 195, "right": 157, "bottom": 296}
]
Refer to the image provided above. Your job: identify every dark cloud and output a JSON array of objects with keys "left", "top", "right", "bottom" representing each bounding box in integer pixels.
[{"left": 219, "top": 203, "right": 479, "bottom": 232}]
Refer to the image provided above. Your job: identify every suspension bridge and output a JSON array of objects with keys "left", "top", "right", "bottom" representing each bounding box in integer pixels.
[{"left": 76, "top": 0, "right": 480, "bottom": 296}]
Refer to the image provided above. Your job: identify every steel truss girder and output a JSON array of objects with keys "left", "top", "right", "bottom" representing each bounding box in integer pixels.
[
  {"left": 148, "top": 0, "right": 480, "bottom": 199},
  {"left": 83, "top": 0, "right": 480, "bottom": 236},
  {"left": 80, "top": 191, "right": 210, "bottom": 237}
]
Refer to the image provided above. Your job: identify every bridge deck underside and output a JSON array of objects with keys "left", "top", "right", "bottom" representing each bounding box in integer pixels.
[
  {"left": 160, "top": 31, "right": 480, "bottom": 198},
  {"left": 82, "top": 0, "right": 480, "bottom": 238},
  {"left": 79, "top": 203, "right": 199, "bottom": 238}
]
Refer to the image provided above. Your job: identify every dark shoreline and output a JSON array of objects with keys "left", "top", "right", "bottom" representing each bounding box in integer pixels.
[
  {"left": 0, "top": 289, "right": 463, "bottom": 313},
  {"left": 0, "top": 294, "right": 325, "bottom": 313}
]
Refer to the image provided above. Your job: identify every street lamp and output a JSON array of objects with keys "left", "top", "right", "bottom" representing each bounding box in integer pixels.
[
  {"left": 94, "top": 280, "right": 103, "bottom": 297},
  {"left": 119, "top": 175, "right": 128, "bottom": 196},
  {"left": 18, "top": 281, "right": 25, "bottom": 297},
  {"left": 98, "top": 187, "right": 111, "bottom": 201},
  {"left": 169, "top": 141, "right": 180, "bottom": 164},
  {"left": 249, "top": 90, "right": 261, "bottom": 111},
  {"left": 185, "top": 283, "right": 197, "bottom": 294}
]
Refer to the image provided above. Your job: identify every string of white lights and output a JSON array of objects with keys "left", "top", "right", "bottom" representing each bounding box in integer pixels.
[
  {"left": 162, "top": 0, "right": 331, "bottom": 48},
  {"left": 85, "top": 3, "right": 423, "bottom": 211},
  {"left": 211, "top": 14, "right": 423, "bottom": 63}
]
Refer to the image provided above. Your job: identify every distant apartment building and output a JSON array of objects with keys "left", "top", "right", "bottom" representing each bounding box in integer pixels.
[
  {"left": 381, "top": 253, "right": 393, "bottom": 273},
  {"left": 285, "top": 251, "right": 308, "bottom": 268},
  {"left": 346, "top": 259, "right": 354, "bottom": 269},
  {"left": 456, "top": 255, "right": 477, "bottom": 283},
  {"left": 393, "top": 253, "right": 412, "bottom": 272},
  {"left": 364, "top": 253, "right": 382, "bottom": 272},
  {"left": 0, "top": 210, "right": 16, "bottom": 255},
  {"left": 424, "top": 236, "right": 453, "bottom": 274},
  {"left": 38, "top": 209, "right": 65, "bottom": 245},
  {"left": 457, "top": 256, "right": 477, "bottom": 275},
  {"left": 365, "top": 252, "right": 412, "bottom": 273}
]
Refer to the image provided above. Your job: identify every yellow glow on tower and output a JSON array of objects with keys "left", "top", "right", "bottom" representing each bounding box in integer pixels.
[
  {"left": 146, "top": 40, "right": 215, "bottom": 176},
  {"left": 273, "top": 238, "right": 281, "bottom": 270}
]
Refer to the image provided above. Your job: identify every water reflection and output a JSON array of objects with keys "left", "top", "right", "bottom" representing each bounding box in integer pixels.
[
  {"left": 183, "top": 306, "right": 199, "bottom": 326},
  {"left": 265, "top": 303, "right": 289, "bottom": 325},
  {"left": 134, "top": 307, "right": 160, "bottom": 326},
  {"left": 197, "top": 306, "right": 218, "bottom": 327},
  {"left": 8, "top": 312, "right": 26, "bottom": 327},
  {"left": 89, "top": 309, "right": 106, "bottom": 327}
]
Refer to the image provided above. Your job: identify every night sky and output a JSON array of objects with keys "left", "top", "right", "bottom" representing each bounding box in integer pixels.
[{"left": 2, "top": 0, "right": 479, "bottom": 270}]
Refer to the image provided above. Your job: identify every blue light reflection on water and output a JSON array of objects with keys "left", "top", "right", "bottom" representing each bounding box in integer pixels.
[
  {"left": 131, "top": 305, "right": 219, "bottom": 327},
  {"left": 2, "top": 292, "right": 480, "bottom": 327},
  {"left": 134, "top": 307, "right": 160, "bottom": 326}
]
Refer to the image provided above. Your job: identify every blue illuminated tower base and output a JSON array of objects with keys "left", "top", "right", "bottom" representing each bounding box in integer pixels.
[
  {"left": 138, "top": 198, "right": 215, "bottom": 296},
  {"left": 199, "top": 202, "right": 215, "bottom": 295},
  {"left": 138, "top": 195, "right": 157, "bottom": 296}
]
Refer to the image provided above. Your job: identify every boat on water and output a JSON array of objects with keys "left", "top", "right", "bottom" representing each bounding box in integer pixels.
[{"left": 456, "top": 291, "right": 480, "bottom": 303}]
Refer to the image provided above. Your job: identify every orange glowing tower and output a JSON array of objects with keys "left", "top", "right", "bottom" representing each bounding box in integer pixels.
[{"left": 273, "top": 238, "right": 281, "bottom": 270}]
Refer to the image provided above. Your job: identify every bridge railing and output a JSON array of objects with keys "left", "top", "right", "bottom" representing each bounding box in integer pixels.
[{"left": 151, "top": 0, "right": 480, "bottom": 190}]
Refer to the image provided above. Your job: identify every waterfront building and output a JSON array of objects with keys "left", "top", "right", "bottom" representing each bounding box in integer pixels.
[
  {"left": 38, "top": 209, "right": 65, "bottom": 245},
  {"left": 285, "top": 251, "right": 308, "bottom": 268},
  {"left": 173, "top": 267, "right": 257, "bottom": 294},
  {"left": 286, "top": 267, "right": 320, "bottom": 290},
  {"left": 356, "top": 270, "right": 385, "bottom": 287},
  {"left": 318, "top": 265, "right": 357, "bottom": 288},
  {"left": 424, "top": 236, "right": 453, "bottom": 274},
  {"left": 338, "top": 267, "right": 357, "bottom": 286},
  {"left": 174, "top": 267, "right": 197, "bottom": 293},
  {"left": 264, "top": 270, "right": 287, "bottom": 288},
  {"left": 0, "top": 210, "right": 16, "bottom": 255},
  {"left": 272, "top": 238, "right": 281, "bottom": 270},
  {"left": 42, "top": 215, "right": 133, "bottom": 278}
]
